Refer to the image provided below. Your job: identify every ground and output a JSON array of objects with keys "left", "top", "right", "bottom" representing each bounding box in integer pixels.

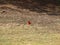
[{"left": 0, "top": 4, "right": 60, "bottom": 45}]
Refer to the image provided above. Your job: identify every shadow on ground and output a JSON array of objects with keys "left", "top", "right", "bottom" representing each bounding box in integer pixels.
[{"left": 0, "top": 0, "right": 60, "bottom": 15}]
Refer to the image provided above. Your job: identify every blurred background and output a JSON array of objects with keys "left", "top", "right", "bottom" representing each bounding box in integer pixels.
[{"left": 0, "top": 0, "right": 60, "bottom": 13}]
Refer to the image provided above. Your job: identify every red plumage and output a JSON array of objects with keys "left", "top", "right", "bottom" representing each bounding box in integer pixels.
[{"left": 27, "top": 21, "right": 31, "bottom": 25}]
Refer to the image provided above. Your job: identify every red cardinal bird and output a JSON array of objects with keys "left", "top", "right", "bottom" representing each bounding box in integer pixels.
[{"left": 27, "top": 21, "right": 31, "bottom": 25}]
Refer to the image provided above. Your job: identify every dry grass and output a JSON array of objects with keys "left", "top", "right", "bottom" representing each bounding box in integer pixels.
[
  {"left": 0, "top": 24, "right": 60, "bottom": 45},
  {"left": 0, "top": 4, "right": 60, "bottom": 45}
]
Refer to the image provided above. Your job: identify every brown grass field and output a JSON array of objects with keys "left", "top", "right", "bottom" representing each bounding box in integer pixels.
[{"left": 0, "top": 4, "right": 60, "bottom": 45}]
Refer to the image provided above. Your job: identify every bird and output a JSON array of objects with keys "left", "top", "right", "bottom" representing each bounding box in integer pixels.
[{"left": 27, "top": 21, "right": 31, "bottom": 25}]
